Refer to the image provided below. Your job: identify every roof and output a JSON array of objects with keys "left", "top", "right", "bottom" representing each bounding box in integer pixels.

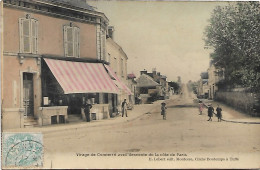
[
  {"left": 127, "top": 73, "right": 136, "bottom": 79},
  {"left": 161, "top": 75, "right": 167, "bottom": 79},
  {"left": 136, "top": 74, "right": 161, "bottom": 87},
  {"left": 107, "top": 38, "right": 128, "bottom": 59},
  {"left": 42, "top": 0, "right": 95, "bottom": 11},
  {"left": 202, "top": 79, "right": 208, "bottom": 84}
]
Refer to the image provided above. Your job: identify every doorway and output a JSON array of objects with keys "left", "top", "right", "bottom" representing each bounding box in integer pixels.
[{"left": 23, "top": 73, "right": 34, "bottom": 117}]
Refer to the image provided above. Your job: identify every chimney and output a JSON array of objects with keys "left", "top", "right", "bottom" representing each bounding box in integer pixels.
[{"left": 108, "top": 26, "right": 114, "bottom": 40}]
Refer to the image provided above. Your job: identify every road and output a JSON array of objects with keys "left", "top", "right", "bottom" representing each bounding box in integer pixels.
[{"left": 43, "top": 85, "right": 260, "bottom": 168}]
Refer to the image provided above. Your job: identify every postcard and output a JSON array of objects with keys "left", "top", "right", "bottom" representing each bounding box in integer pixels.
[{"left": 1, "top": 0, "right": 260, "bottom": 169}]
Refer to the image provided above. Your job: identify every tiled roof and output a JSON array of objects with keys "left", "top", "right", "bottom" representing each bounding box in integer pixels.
[
  {"left": 127, "top": 73, "right": 136, "bottom": 79},
  {"left": 136, "top": 74, "right": 160, "bottom": 87}
]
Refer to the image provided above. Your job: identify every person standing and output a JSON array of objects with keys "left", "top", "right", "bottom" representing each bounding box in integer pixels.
[
  {"left": 122, "top": 99, "right": 128, "bottom": 117},
  {"left": 199, "top": 100, "right": 204, "bottom": 115},
  {"left": 207, "top": 104, "right": 214, "bottom": 121},
  {"left": 161, "top": 102, "right": 167, "bottom": 120},
  {"left": 216, "top": 105, "right": 222, "bottom": 122},
  {"left": 84, "top": 101, "right": 92, "bottom": 122}
]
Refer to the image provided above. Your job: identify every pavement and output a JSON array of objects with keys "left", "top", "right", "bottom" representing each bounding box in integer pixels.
[
  {"left": 3, "top": 94, "right": 260, "bottom": 134},
  {"left": 198, "top": 98, "right": 260, "bottom": 124},
  {"left": 3, "top": 95, "right": 179, "bottom": 134}
]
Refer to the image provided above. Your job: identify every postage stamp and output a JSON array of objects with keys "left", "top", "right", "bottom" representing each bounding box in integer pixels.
[{"left": 2, "top": 132, "right": 43, "bottom": 168}]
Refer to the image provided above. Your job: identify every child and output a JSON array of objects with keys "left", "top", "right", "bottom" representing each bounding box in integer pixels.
[
  {"left": 216, "top": 105, "right": 222, "bottom": 122},
  {"left": 161, "top": 102, "right": 167, "bottom": 120},
  {"left": 199, "top": 100, "right": 203, "bottom": 115}
]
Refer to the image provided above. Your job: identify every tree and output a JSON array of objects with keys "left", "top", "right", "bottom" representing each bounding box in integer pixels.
[
  {"left": 168, "top": 81, "right": 180, "bottom": 93},
  {"left": 204, "top": 2, "right": 260, "bottom": 92}
]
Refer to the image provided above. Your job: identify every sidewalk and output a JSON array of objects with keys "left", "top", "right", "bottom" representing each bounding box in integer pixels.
[
  {"left": 201, "top": 99, "right": 260, "bottom": 123},
  {"left": 3, "top": 98, "right": 172, "bottom": 134}
]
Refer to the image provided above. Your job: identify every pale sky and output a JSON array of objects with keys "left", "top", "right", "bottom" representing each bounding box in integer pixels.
[{"left": 88, "top": 1, "right": 228, "bottom": 83}]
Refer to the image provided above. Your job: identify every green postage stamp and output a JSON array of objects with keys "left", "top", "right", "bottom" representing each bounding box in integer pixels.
[{"left": 2, "top": 132, "right": 43, "bottom": 168}]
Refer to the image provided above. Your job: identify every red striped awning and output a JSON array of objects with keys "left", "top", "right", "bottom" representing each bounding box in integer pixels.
[
  {"left": 104, "top": 65, "right": 133, "bottom": 95},
  {"left": 44, "top": 58, "right": 119, "bottom": 94}
]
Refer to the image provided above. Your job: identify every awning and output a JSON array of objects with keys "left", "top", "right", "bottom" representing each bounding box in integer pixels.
[
  {"left": 104, "top": 65, "right": 133, "bottom": 95},
  {"left": 44, "top": 58, "right": 119, "bottom": 94}
]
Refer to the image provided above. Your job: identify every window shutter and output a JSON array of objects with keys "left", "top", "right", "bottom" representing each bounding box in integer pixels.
[
  {"left": 23, "top": 19, "right": 31, "bottom": 53},
  {"left": 74, "top": 27, "right": 80, "bottom": 58},
  {"left": 67, "top": 27, "right": 74, "bottom": 57},
  {"left": 102, "top": 30, "right": 106, "bottom": 61},
  {"left": 31, "top": 19, "right": 38, "bottom": 54},
  {"left": 63, "top": 26, "right": 68, "bottom": 57},
  {"left": 19, "top": 18, "right": 24, "bottom": 53}
]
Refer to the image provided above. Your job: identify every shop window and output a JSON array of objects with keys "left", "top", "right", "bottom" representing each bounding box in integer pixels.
[
  {"left": 64, "top": 25, "right": 80, "bottom": 58},
  {"left": 104, "top": 93, "right": 108, "bottom": 104},
  {"left": 95, "top": 93, "right": 99, "bottom": 104},
  {"left": 19, "top": 15, "right": 38, "bottom": 54}
]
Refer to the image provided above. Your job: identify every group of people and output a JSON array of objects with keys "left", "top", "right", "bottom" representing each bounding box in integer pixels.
[
  {"left": 199, "top": 100, "right": 223, "bottom": 122},
  {"left": 82, "top": 99, "right": 129, "bottom": 123},
  {"left": 83, "top": 98, "right": 222, "bottom": 122}
]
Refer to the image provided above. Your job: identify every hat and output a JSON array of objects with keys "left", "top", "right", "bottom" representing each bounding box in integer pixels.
[{"left": 161, "top": 102, "right": 166, "bottom": 105}]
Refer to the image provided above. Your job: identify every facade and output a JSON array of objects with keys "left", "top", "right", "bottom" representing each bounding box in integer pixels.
[
  {"left": 106, "top": 29, "right": 132, "bottom": 113},
  {"left": 207, "top": 62, "right": 224, "bottom": 100},
  {"left": 1, "top": 0, "right": 120, "bottom": 129},
  {"left": 197, "top": 72, "right": 209, "bottom": 98},
  {"left": 139, "top": 69, "right": 169, "bottom": 99},
  {"left": 136, "top": 73, "right": 161, "bottom": 104},
  {"left": 127, "top": 73, "right": 137, "bottom": 105}
]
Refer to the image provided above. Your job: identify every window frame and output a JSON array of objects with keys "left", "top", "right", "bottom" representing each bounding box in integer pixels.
[
  {"left": 19, "top": 16, "right": 38, "bottom": 54},
  {"left": 64, "top": 25, "right": 80, "bottom": 58}
]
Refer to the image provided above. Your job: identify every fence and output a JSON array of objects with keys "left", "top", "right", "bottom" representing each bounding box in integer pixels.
[{"left": 215, "top": 91, "right": 259, "bottom": 116}]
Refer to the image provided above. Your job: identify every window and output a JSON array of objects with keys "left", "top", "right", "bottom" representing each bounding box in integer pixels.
[
  {"left": 64, "top": 25, "right": 80, "bottom": 57},
  {"left": 121, "top": 58, "right": 124, "bottom": 77},
  {"left": 19, "top": 16, "right": 38, "bottom": 54}
]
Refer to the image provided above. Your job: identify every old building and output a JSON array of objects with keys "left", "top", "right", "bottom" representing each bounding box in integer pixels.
[
  {"left": 197, "top": 72, "right": 209, "bottom": 99},
  {"left": 207, "top": 61, "right": 225, "bottom": 100},
  {"left": 106, "top": 26, "right": 132, "bottom": 114},
  {"left": 136, "top": 72, "right": 161, "bottom": 104},
  {"left": 139, "top": 69, "right": 169, "bottom": 100},
  {"left": 127, "top": 73, "right": 137, "bottom": 105},
  {"left": 1, "top": 0, "right": 121, "bottom": 129}
]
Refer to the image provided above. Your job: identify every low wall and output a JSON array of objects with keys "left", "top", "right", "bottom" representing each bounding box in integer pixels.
[
  {"left": 215, "top": 91, "right": 259, "bottom": 116},
  {"left": 38, "top": 106, "right": 68, "bottom": 125},
  {"left": 81, "top": 104, "right": 110, "bottom": 121},
  {"left": 2, "top": 108, "right": 24, "bottom": 129}
]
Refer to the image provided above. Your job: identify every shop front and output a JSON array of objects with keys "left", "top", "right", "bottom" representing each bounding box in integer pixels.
[
  {"left": 40, "top": 57, "right": 120, "bottom": 125},
  {"left": 104, "top": 64, "right": 132, "bottom": 113}
]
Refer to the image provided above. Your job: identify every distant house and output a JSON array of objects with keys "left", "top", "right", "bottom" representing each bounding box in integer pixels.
[
  {"left": 136, "top": 74, "right": 161, "bottom": 104},
  {"left": 197, "top": 72, "right": 209, "bottom": 99},
  {"left": 127, "top": 73, "right": 137, "bottom": 105},
  {"left": 207, "top": 61, "right": 225, "bottom": 100}
]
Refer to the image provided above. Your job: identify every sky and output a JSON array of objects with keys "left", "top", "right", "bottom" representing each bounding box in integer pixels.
[{"left": 87, "top": 0, "right": 228, "bottom": 83}]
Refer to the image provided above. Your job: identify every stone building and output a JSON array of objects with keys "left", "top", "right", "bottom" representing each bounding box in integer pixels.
[
  {"left": 207, "top": 61, "right": 224, "bottom": 100},
  {"left": 1, "top": 0, "right": 121, "bottom": 129},
  {"left": 106, "top": 26, "right": 132, "bottom": 114}
]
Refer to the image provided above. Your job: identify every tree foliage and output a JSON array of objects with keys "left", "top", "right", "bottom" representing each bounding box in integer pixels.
[
  {"left": 168, "top": 81, "right": 180, "bottom": 93},
  {"left": 204, "top": 2, "right": 260, "bottom": 92}
]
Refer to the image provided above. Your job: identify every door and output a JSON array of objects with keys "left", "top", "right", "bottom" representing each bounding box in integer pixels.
[{"left": 23, "top": 73, "right": 34, "bottom": 117}]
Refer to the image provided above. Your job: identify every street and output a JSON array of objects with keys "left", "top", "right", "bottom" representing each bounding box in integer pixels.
[{"left": 42, "top": 85, "right": 260, "bottom": 168}]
